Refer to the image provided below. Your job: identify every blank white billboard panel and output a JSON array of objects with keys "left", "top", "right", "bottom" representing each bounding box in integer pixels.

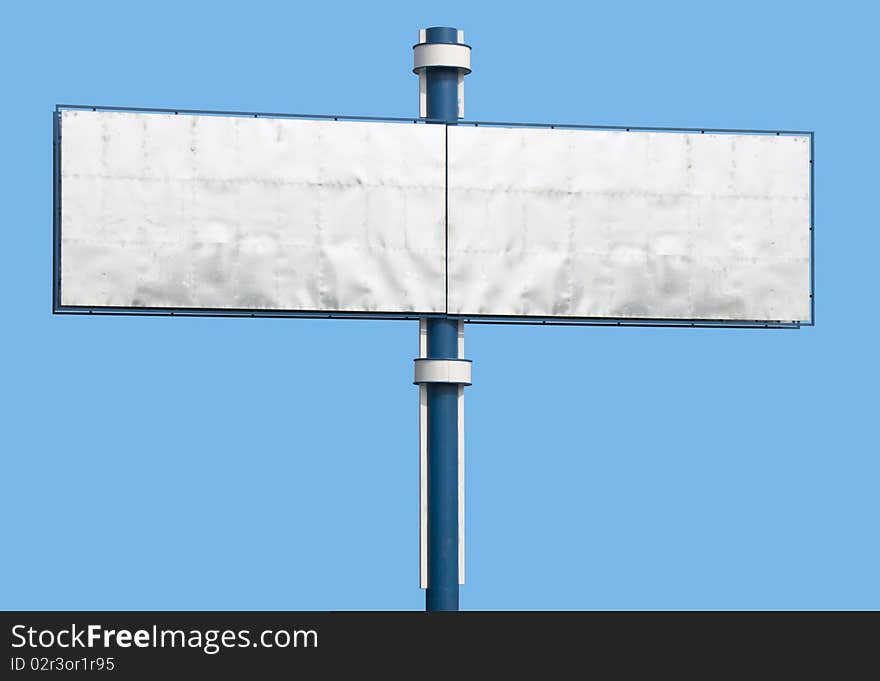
[
  {"left": 59, "top": 110, "right": 447, "bottom": 314},
  {"left": 447, "top": 126, "right": 811, "bottom": 322}
]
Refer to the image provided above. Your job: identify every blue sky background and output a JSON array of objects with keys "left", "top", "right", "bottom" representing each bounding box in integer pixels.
[{"left": 1, "top": 1, "right": 877, "bottom": 610}]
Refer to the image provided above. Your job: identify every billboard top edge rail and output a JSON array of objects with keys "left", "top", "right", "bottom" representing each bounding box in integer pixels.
[{"left": 54, "top": 104, "right": 813, "bottom": 137}]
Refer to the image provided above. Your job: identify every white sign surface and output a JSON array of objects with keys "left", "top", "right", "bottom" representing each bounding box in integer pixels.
[
  {"left": 60, "top": 110, "right": 447, "bottom": 313},
  {"left": 58, "top": 109, "right": 812, "bottom": 324},
  {"left": 447, "top": 125, "right": 811, "bottom": 322}
]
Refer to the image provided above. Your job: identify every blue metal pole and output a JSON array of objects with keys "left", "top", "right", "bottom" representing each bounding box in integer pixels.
[
  {"left": 422, "top": 26, "right": 463, "bottom": 612},
  {"left": 423, "top": 26, "right": 460, "bottom": 122},
  {"left": 426, "top": 318, "right": 459, "bottom": 611}
]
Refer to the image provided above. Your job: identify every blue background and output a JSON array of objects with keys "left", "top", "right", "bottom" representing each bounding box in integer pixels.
[{"left": 2, "top": 0, "right": 877, "bottom": 610}]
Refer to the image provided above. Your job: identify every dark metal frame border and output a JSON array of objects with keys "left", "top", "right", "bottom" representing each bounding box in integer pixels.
[{"left": 53, "top": 104, "right": 815, "bottom": 329}]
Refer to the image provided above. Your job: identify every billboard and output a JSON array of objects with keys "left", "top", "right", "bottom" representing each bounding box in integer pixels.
[
  {"left": 54, "top": 106, "right": 813, "bottom": 327},
  {"left": 447, "top": 125, "right": 811, "bottom": 323},
  {"left": 56, "top": 109, "right": 446, "bottom": 315}
]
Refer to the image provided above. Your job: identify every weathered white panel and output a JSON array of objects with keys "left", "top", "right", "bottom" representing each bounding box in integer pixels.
[
  {"left": 447, "top": 126, "right": 811, "bottom": 321},
  {"left": 60, "top": 110, "right": 446, "bottom": 313}
]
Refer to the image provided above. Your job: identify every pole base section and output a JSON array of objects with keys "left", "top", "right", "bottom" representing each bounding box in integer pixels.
[{"left": 426, "top": 585, "right": 460, "bottom": 612}]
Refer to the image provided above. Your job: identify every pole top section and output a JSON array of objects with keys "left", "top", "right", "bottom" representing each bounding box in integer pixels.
[
  {"left": 413, "top": 27, "right": 471, "bottom": 75},
  {"left": 423, "top": 27, "right": 462, "bottom": 44}
]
